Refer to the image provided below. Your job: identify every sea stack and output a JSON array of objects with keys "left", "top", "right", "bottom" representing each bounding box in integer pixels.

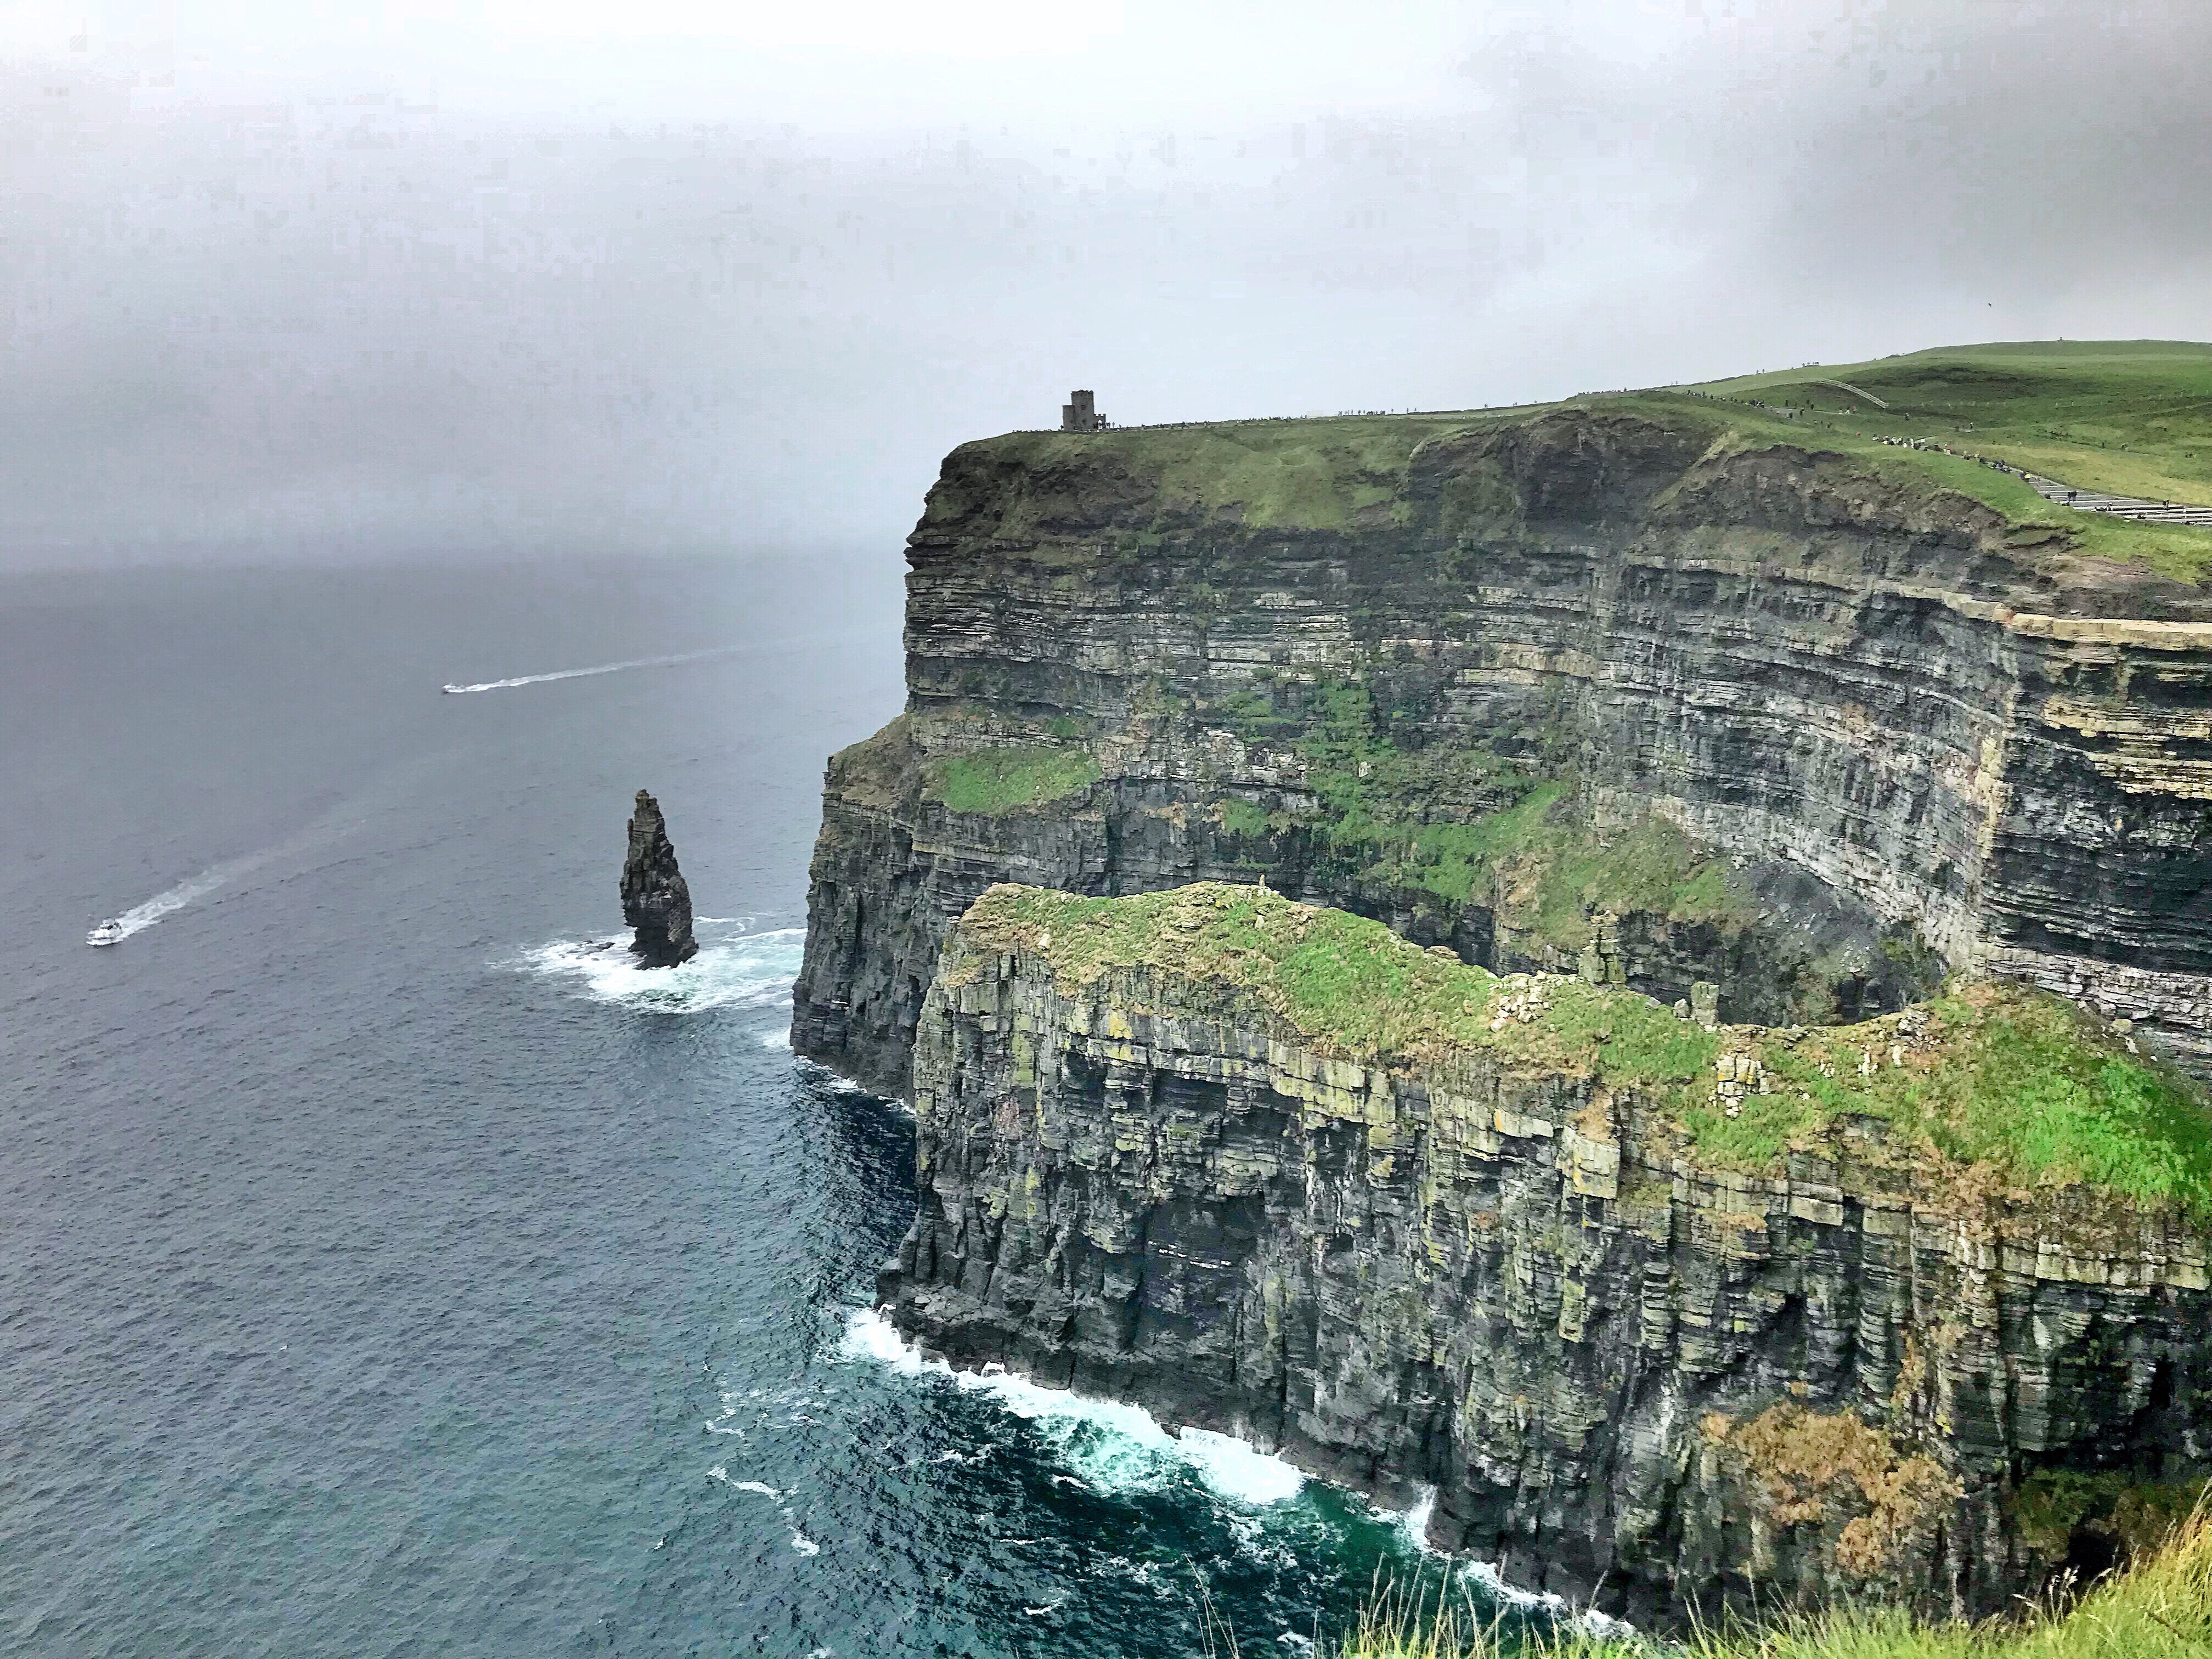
[{"left": 620, "top": 789, "right": 698, "bottom": 967}]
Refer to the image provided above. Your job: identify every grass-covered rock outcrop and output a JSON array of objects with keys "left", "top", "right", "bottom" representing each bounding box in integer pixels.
[
  {"left": 924, "top": 744, "right": 1102, "bottom": 816},
  {"left": 956, "top": 881, "right": 2212, "bottom": 1220}
]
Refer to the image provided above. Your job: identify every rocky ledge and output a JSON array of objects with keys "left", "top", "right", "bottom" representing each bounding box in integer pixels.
[
  {"left": 881, "top": 882, "right": 2212, "bottom": 1630},
  {"left": 622, "top": 788, "right": 698, "bottom": 967}
]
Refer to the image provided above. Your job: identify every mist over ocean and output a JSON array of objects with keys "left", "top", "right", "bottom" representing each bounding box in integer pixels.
[{"left": 1, "top": 555, "right": 1464, "bottom": 1657}]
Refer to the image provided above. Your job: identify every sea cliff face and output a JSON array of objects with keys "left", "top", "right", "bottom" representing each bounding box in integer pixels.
[
  {"left": 792, "top": 407, "right": 2212, "bottom": 1100},
  {"left": 880, "top": 883, "right": 2212, "bottom": 1629}
]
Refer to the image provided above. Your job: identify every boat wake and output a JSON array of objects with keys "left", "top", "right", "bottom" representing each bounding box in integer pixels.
[
  {"left": 101, "top": 865, "right": 237, "bottom": 940},
  {"left": 441, "top": 647, "right": 741, "bottom": 695},
  {"left": 515, "top": 919, "right": 805, "bottom": 1014},
  {"left": 92, "top": 815, "right": 364, "bottom": 944}
]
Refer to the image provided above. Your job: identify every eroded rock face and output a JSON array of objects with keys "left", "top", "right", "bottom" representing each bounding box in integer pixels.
[
  {"left": 793, "top": 409, "right": 2212, "bottom": 1097},
  {"left": 621, "top": 789, "right": 697, "bottom": 967},
  {"left": 882, "top": 896, "right": 2212, "bottom": 1630}
]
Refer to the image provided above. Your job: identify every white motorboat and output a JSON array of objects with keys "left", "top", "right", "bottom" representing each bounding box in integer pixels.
[{"left": 87, "top": 919, "right": 125, "bottom": 947}]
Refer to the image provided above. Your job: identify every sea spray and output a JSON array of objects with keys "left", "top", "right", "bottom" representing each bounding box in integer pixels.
[
  {"left": 839, "top": 1308, "right": 1305, "bottom": 1507},
  {"left": 516, "top": 922, "right": 804, "bottom": 1014},
  {"left": 843, "top": 1311, "right": 1630, "bottom": 1639}
]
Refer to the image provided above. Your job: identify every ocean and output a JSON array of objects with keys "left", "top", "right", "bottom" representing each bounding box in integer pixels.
[{"left": 2, "top": 555, "right": 1496, "bottom": 1657}]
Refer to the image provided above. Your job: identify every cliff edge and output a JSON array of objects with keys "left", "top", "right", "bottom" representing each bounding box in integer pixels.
[
  {"left": 794, "top": 390, "right": 2212, "bottom": 1099},
  {"left": 882, "top": 882, "right": 2212, "bottom": 1630}
]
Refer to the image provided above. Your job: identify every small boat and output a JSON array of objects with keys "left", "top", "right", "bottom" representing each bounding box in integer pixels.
[
  {"left": 87, "top": 919, "right": 125, "bottom": 947},
  {"left": 441, "top": 684, "right": 464, "bottom": 695}
]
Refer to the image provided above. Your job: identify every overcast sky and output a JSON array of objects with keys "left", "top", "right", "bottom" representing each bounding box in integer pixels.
[{"left": 1, "top": 0, "right": 2204, "bottom": 569}]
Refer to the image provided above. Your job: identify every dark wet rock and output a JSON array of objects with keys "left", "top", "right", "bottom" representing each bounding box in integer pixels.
[{"left": 621, "top": 789, "right": 697, "bottom": 967}]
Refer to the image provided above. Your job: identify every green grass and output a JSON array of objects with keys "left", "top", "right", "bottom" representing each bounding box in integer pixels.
[
  {"left": 952, "top": 883, "right": 2212, "bottom": 1220},
  {"left": 971, "top": 339, "right": 2209, "bottom": 581},
  {"left": 1610, "top": 386, "right": 2212, "bottom": 584},
  {"left": 2011, "top": 1472, "right": 2208, "bottom": 1562},
  {"left": 968, "top": 413, "right": 1500, "bottom": 538},
  {"left": 1319, "top": 1502, "right": 2212, "bottom": 1659},
  {"left": 1662, "top": 340, "right": 2212, "bottom": 580},
  {"left": 1215, "top": 797, "right": 1271, "bottom": 838},
  {"left": 1279, "top": 678, "right": 1542, "bottom": 904},
  {"left": 1677, "top": 984, "right": 2212, "bottom": 1217},
  {"left": 927, "top": 746, "right": 1101, "bottom": 815},
  {"left": 1503, "top": 808, "right": 1750, "bottom": 952},
  {"left": 1216, "top": 675, "right": 1745, "bottom": 942},
  {"left": 1692, "top": 340, "right": 2209, "bottom": 504}
]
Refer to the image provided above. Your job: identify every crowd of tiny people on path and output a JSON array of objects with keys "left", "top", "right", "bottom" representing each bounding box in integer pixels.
[{"left": 1687, "top": 391, "right": 2203, "bottom": 518}]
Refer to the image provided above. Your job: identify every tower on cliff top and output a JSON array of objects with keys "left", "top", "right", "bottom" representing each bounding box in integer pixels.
[{"left": 1060, "top": 389, "right": 1104, "bottom": 432}]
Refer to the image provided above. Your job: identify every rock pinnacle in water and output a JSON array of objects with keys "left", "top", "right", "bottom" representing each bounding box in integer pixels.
[{"left": 621, "top": 789, "right": 698, "bottom": 967}]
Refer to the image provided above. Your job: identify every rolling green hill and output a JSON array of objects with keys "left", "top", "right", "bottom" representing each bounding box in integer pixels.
[{"left": 1685, "top": 338, "right": 2209, "bottom": 503}]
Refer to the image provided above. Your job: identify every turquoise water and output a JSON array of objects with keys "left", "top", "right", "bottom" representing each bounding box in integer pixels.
[{"left": 2, "top": 557, "right": 1516, "bottom": 1656}]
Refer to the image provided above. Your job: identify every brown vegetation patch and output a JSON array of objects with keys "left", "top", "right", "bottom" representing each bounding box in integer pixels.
[{"left": 1730, "top": 1404, "right": 1961, "bottom": 1579}]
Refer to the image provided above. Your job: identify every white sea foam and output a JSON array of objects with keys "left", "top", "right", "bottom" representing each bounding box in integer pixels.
[
  {"left": 1400, "top": 1487, "right": 1438, "bottom": 1554},
  {"left": 1177, "top": 1426, "right": 1306, "bottom": 1505},
  {"left": 1372, "top": 1492, "right": 1637, "bottom": 1639},
  {"left": 515, "top": 922, "right": 804, "bottom": 1014},
  {"left": 439, "top": 646, "right": 742, "bottom": 695},
  {"left": 706, "top": 1466, "right": 821, "bottom": 1556},
  {"left": 839, "top": 1308, "right": 1304, "bottom": 1506},
  {"left": 1456, "top": 1550, "right": 1639, "bottom": 1639},
  {"left": 845, "top": 1313, "right": 1633, "bottom": 1632},
  {"left": 706, "top": 1468, "right": 785, "bottom": 1499},
  {"left": 795, "top": 1057, "right": 888, "bottom": 1099}
]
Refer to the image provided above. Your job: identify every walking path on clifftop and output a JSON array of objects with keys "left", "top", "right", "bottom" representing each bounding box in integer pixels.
[
  {"left": 2023, "top": 473, "right": 2212, "bottom": 527},
  {"left": 1860, "top": 429, "right": 2211, "bottom": 528}
]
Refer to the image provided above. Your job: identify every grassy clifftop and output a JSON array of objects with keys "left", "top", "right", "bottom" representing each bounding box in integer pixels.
[
  {"left": 952, "top": 338, "right": 2208, "bottom": 581},
  {"left": 953, "top": 882, "right": 2212, "bottom": 1220},
  {"left": 1688, "top": 338, "right": 2209, "bottom": 503}
]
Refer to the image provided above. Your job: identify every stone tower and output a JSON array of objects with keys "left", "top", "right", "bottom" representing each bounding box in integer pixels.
[{"left": 1059, "top": 389, "right": 1104, "bottom": 432}]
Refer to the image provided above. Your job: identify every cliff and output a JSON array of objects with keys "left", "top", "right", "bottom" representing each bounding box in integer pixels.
[
  {"left": 793, "top": 393, "right": 2212, "bottom": 1100},
  {"left": 882, "top": 882, "right": 2212, "bottom": 1629}
]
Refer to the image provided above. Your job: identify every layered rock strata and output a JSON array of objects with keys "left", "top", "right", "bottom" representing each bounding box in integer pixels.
[
  {"left": 883, "top": 883, "right": 2212, "bottom": 1629},
  {"left": 621, "top": 788, "right": 698, "bottom": 966},
  {"left": 792, "top": 408, "right": 2212, "bottom": 1096}
]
